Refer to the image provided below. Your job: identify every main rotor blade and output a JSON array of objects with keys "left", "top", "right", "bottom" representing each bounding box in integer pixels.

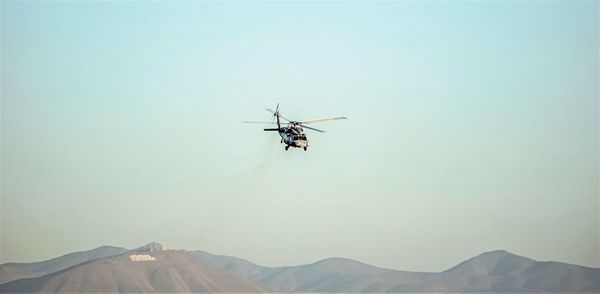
[
  {"left": 300, "top": 117, "right": 347, "bottom": 124},
  {"left": 265, "top": 108, "right": 292, "bottom": 122},
  {"left": 301, "top": 125, "right": 325, "bottom": 133},
  {"left": 242, "top": 121, "right": 278, "bottom": 124}
]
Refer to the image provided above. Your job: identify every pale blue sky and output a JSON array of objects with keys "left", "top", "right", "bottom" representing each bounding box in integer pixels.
[{"left": 1, "top": 1, "right": 598, "bottom": 271}]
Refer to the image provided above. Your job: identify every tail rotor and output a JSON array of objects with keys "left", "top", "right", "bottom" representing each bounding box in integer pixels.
[{"left": 272, "top": 103, "right": 280, "bottom": 123}]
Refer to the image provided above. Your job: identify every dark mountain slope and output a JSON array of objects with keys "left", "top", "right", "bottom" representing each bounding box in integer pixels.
[
  {"left": 191, "top": 249, "right": 600, "bottom": 292},
  {"left": 0, "top": 246, "right": 127, "bottom": 284},
  {"left": 188, "top": 250, "right": 268, "bottom": 279},
  {"left": 0, "top": 250, "right": 270, "bottom": 293}
]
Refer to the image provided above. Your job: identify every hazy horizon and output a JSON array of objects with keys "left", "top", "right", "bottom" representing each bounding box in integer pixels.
[
  {"left": 2, "top": 242, "right": 596, "bottom": 272},
  {"left": 1, "top": 1, "right": 598, "bottom": 272}
]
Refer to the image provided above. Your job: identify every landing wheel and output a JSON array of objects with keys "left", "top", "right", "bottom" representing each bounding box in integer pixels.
[
  {"left": 285, "top": 146, "right": 289, "bottom": 151},
  {"left": 303, "top": 147, "right": 307, "bottom": 151},
  {"left": 280, "top": 139, "right": 283, "bottom": 144}
]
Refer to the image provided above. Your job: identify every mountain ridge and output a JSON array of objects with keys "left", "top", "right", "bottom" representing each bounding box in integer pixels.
[
  {"left": 188, "top": 249, "right": 598, "bottom": 292},
  {"left": 0, "top": 246, "right": 128, "bottom": 284},
  {"left": 1, "top": 245, "right": 598, "bottom": 292},
  {"left": 0, "top": 250, "right": 269, "bottom": 293}
]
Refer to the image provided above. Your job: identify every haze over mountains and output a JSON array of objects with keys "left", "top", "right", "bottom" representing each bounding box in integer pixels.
[{"left": 1, "top": 243, "right": 598, "bottom": 292}]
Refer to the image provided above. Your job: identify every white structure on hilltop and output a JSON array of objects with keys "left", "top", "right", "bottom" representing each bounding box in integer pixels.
[
  {"left": 128, "top": 241, "right": 166, "bottom": 262},
  {"left": 147, "top": 241, "right": 167, "bottom": 251},
  {"left": 148, "top": 241, "right": 167, "bottom": 251},
  {"left": 132, "top": 241, "right": 168, "bottom": 253},
  {"left": 129, "top": 254, "right": 156, "bottom": 262}
]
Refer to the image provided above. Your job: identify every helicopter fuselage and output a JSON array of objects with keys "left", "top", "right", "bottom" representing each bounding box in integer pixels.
[{"left": 279, "top": 126, "right": 308, "bottom": 150}]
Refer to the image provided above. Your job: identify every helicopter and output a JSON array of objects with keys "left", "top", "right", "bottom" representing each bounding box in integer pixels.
[{"left": 243, "top": 104, "right": 347, "bottom": 151}]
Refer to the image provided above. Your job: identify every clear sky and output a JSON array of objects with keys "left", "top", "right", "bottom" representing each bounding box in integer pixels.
[{"left": 1, "top": 1, "right": 598, "bottom": 271}]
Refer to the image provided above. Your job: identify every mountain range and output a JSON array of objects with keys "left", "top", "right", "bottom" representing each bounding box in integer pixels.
[{"left": 1, "top": 243, "right": 598, "bottom": 292}]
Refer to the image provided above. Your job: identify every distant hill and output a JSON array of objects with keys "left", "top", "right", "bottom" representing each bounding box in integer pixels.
[
  {"left": 414, "top": 250, "right": 600, "bottom": 292},
  {"left": 1, "top": 245, "right": 598, "bottom": 292},
  {"left": 0, "top": 250, "right": 269, "bottom": 293},
  {"left": 255, "top": 257, "right": 429, "bottom": 292},
  {"left": 188, "top": 251, "right": 425, "bottom": 291},
  {"left": 190, "top": 250, "right": 600, "bottom": 292},
  {"left": 0, "top": 246, "right": 128, "bottom": 284},
  {"left": 444, "top": 250, "right": 536, "bottom": 276}
]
